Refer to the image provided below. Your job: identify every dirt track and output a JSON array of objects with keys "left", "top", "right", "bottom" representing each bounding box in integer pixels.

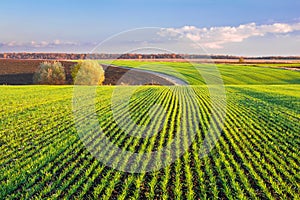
[{"left": 105, "top": 64, "right": 187, "bottom": 85}]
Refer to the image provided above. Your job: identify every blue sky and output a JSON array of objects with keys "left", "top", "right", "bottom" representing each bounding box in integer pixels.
[{"left": 0, "top": 0, "right": 299, "bottom": 56}]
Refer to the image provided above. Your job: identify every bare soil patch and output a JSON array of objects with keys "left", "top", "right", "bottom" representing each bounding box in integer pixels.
[{"left": 0, "top": 59, "right": 174, "bottom": 85}]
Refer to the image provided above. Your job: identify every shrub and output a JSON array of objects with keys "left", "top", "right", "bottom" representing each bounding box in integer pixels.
[
  {"left": 34, "top": 61, "right": 66, "bottom": 85},
  {"left": 239, "top": 57, "right": 245, "bottom": 63},
  {"left": 71, "top": 60, "right": 105, "bottom": 85}
]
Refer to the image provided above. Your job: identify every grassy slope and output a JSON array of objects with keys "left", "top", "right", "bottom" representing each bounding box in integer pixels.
[
  {"left": 99, "top": 60, "right": 300, "bottom": 85},
  {"left": 0, "top": 61, "right": 299, "bottom": 199},
  {"left": 0, "top": 85, "right": 299, "bottom": 199}
]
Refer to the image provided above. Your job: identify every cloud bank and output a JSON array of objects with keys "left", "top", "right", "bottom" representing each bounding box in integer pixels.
[
  {"left": 0, "top": 40, "right": 97, "bottom": 53},
  {"left": 159, "top": 22, "right": 300, "bottom": 49},
  {"left": 0, "top": 40, "right": 78, "bottom": 48}
]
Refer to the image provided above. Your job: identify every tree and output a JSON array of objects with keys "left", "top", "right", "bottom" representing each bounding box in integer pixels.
[
  {"left": 239, "top": 57, "right": 245, "bottom": 63},
  {"left": 71, "top": 60, "right": 105, "bottom": 85},
  {"left": 34, "top": 61, "right": 66, "bottom": 85}
]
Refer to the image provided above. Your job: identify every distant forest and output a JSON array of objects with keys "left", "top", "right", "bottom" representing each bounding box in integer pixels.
[{"left": 1, "top": 53, "right": 299, "bottom": 60}]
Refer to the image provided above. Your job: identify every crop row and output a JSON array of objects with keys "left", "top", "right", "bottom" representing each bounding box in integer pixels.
[{"left": 0, "top": 85, "right": 299, "bottom": 199}]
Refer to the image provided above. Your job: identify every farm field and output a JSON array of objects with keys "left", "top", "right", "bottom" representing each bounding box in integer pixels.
[
  {"left": 0, "top": 59, "right": 174, "bottom": 86},
  {"left": 0, "top": 59, "right": 75, "bottom": 85},
  {"left": 0, "top": 61, "right": 299, "bottom": 199},
  {"left": 99, "top": 60, "right": 300, "bottom": 85}
]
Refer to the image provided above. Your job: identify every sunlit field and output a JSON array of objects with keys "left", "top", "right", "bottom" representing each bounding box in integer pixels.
[{"left": 1, "top": 61, "right": 299, "bottom": 199}]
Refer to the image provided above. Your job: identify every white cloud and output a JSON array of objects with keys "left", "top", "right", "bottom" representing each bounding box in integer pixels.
[
  {"left": 159, "top": 22, "right": 300, "bottom": 49},
  {"left": 0, "top": 40, "right": 78, "bottom": 48}
]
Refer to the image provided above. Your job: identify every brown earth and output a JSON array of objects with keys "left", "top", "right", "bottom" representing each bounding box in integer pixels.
[
  {"left": 0, "top": 59, "right": 173, "bottom": 85},
  {"left": 101, "top": 65, "right": 174, "bottom": 85},
  {"left": 0, "top": 59, "right": 74, "bottom": 85}
]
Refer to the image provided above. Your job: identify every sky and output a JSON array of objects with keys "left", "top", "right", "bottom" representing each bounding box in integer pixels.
[{"left": 0, "top": 0, "right": 299, "bottom": 56}]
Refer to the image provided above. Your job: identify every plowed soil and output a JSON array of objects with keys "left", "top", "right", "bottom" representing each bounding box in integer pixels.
[{"left": 0, "top": 59, "right": 173, "bottom": 85}]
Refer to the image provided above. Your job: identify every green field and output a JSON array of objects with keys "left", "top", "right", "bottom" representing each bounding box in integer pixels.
[
  {"left": 0, "top": 62, "right": 299, "bottom": 199},
  {"left": 99, "top": 60, "right": 300, "bottom": 85}
]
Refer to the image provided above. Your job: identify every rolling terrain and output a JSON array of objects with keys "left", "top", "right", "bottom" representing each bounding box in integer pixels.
[{"left": 0, "top": 60, "right": 299, "bottom": 199}]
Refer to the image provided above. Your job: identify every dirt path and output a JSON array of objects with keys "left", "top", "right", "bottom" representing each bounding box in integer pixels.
[
  {"left": 105, "top": 64, "right": 188, "bottom": 85},
  {"left": 282, "top": 67, "right": 300, "bottom": 71}
]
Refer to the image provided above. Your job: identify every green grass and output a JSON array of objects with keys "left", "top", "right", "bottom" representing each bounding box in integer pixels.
[
  {"left": 1, "top": 61, "right": 299, "bottom": 199},
  {"left": 253, "top": 63, "right": 300, "bottom": 67},
  {"left": 99, "top": 60, "right": 300, "bottom": 85},
  {"left": 0, "top": 83, "right": 299, "bottom": 199}
]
